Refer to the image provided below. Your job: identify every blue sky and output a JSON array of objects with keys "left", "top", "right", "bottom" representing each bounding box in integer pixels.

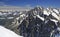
[{"left": 0, "top": 0, "right": 60, "bottom": 8}]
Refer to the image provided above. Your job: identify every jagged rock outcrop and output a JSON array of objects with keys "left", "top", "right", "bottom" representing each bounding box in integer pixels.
[{"left": 18, "top": 7, "right": 60, "bottom": 37}]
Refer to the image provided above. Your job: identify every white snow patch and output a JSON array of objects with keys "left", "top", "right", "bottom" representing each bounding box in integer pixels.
[
  {"left": 57, "top": 27, "right": 60, "bottom": 31},
  {"left": 43, "top": 10, "right": 50, "bottom": 16},
  {"left": 0, "top": 26, "right": 23, "bottom": 37},
  {"left": 0, "top": 12, "right": 3, "bottom": 15},
  {"left": 34, "top": 10, "right": 37, "bottom": 14},
  {"left": 45, "top": 20, "right": 49, "bottom": 24},
  {"left": 19, "top": 12, "right": 23, "bottom": 14},
  {"left": 20, "top": 14, "right": 26, "bottom": 18},
  {"left": 50, "top": 19, "right": 58, "bottom": 22},
  {"left": 3, "top": 13, "right": 7, "bottom": 15},
  {"left": 36, "top": 15, "right": 44, "bottom": 21},
  {"left": 53, "top": 9, "right": 59, "bottom": 14},
  {"left": 13, "top": 13, "right": 17, "bottom": 15},
  {"left": 52, "top": 12, "right": 59, "bottom": 20},
  {"left": 7, "top": 17, "right": 14, "bottom": 19},
  {"left": 47, "top": 8, "right": 49, "bottom": 10},
  {"left": 16, "top": 17, "right": 20, "bottom": 20}
]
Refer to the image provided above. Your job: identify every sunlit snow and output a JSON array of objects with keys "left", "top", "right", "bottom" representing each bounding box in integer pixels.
[
  {"left": 0, "top": 26, "right": 23, "bottom": 37},
  {"left": 50, "top": 19, "right": 58, "bottom": 22},
  {"left": 36, "top": 15, "right": 44, "bottom": 21},
  {"left": 53, "top": 9, "right": 59, "bottom": 14},
  {"left": 7, "top": 17, "right": 14, "bottom": 19},
  {"left": 43, "top": 10, "right": 50, "bottom": 16},
  {"left": 52, "top": 12, "right": 59, "bottom": 20}
]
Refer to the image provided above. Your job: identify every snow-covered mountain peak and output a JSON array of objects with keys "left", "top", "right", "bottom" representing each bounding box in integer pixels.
[{"left": 27, "top": 7, "right": 60, "bottom": 21}]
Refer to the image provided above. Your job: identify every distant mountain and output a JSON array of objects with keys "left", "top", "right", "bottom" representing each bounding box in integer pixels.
[{"left": 0, "top": 6, "right": 32, "bottom": 12}]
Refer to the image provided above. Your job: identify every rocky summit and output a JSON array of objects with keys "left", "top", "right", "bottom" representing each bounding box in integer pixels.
[{"left": 18, "top": 7, "right": 60, "bottom": 37}]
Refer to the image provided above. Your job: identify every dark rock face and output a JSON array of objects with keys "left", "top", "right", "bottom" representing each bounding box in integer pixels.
[{"left": 18, "top": 7, "right": 60, "bottom": 37}]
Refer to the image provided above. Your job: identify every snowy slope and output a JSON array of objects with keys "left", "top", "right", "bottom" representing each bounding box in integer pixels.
[{"left": 0, "top": 26, "right": 23, "bottom": 37}]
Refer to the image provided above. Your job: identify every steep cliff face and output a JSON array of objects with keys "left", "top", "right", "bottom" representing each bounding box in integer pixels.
[{"left": 18, "top": 7, "right": 60, "bottom": 37}]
